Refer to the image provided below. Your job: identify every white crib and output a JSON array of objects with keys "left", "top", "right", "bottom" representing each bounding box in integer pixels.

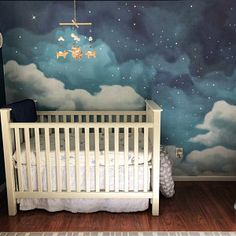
[{"left": 0, "top": 100, "right": 162, "bottom": 216}]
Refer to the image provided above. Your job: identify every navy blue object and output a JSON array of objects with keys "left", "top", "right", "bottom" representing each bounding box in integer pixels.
[{"left": 5, "top": 99, "right": 37, "bottom": 122}]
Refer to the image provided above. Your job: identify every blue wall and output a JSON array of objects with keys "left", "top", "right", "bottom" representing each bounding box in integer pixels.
[
  {"left": 0, "top": 1, "right": 236, "bottom": 176},
  {"left": 0, "top": 46, "right": 6, "bottom": 185}
]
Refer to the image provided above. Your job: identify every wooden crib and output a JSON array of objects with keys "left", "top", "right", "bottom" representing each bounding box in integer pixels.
[{"left": 0, "top": 100, "right": 162, "bottom": 216}]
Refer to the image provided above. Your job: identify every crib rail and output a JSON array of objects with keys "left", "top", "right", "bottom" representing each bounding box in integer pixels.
[
  {"left": 10, "top": 123, "right": 153, "bottom": 195},
  {"left": 37, "top": 111, "right": 146, "bottom": 123}
]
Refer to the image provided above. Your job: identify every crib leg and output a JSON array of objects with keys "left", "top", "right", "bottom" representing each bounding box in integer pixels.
[
  {"left": 6, "top": 187, "right": 17, "bottom": 216},
  {"left": 152, "top": 194, "right": 159, "bottom": 216},
  {"left": 0, "top": 109, "right": 17, "bottom": 216},
  {"left": 7, "top": 198, "right": 17, "bottom": 216}
]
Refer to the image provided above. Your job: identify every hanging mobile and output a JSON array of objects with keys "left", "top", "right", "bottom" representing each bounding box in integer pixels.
[
  {"left": 57, "top": 0, "right": 96, "bottom": 60},
  {"left": 59, "top": 0, "right": 92, "bottom": 28}
]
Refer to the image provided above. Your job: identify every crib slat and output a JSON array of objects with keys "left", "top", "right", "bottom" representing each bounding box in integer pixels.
[
  {"left": 94, "top": 127, "right": 100, "bottom": 192},
  {"left": 139, "top": 115, "right": 142, "bottom": 122},
  {"left": 45, "top": 128, "right": 51, "bottom": 192},
  {"left": 65, "top": 127, "right": 71, "bottom": 192},
  {"left": 114, "top": 127, "right": 119, "bottom": 192},
  {"left": 94, "top": 115, "right": 97, "bottom": 123},
  {"left": 20, "top": 128, "right": 24, "bottom": 144},
  {"left": 55, "top": 115, "right": 59, "bottom": 122},
  {"left": 78, "top": 116, "right": 83, "bottom": 136},
  {"left": 85, "top": 127, "right": 90, "bottom": 192},
  {"left": 124, "top": 127, "right": 129, "bottom": 192},
  {"left": 40, "top": 115, "right": 44, "bottom": 122},
  {"left": 131, "top": 115, "right": 135, "bottom": 123},
  {"left": 134, "top": 127, "right": 139, "bottom": 192},
  {"left": 75, "top": 127, "right": 80, "bottom": 192},
  {"left": 35, "top": 128, "right": 42, "bottom": 192},
  {"left": 116, "top": 115, "right": 120, "bottom": 122},
  {"left": 104, "top": 127, "right": 109, "bottom": 192},
  {"left": 131, "top": 116, "right": 135, "bottom": 134},
  {"left": 55, "top": 127, "right": 61, "bottom": 192},
  {"left": 70, "top": 116, "right": 75, "bottom": 134},
  {"left": 24, "top": 128, "right": 33, "bottom": 192},
  {"left": 15, "top": 128, "right": 23, "bottom": 192},
  {"left": 63, "top": 115, "right": 67, "bottom": 123},
  {"left": 144, "top": 127, "right": 148, "bottom": 192}
]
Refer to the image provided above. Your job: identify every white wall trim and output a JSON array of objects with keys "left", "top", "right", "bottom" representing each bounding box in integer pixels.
[
  {"left": 173, "top": 176, "right": 236, "bottom": 181},
  {"left": 0, "top": 182, "right": 6, "bottom": 193}
]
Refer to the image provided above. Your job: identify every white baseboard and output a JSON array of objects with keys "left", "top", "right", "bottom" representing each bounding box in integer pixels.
[
  {"left": 173, "top": 176, "right": 236, "bottom": 181},
  {"left": 0, "top": 182, "right": 6, "bottom": 193}
]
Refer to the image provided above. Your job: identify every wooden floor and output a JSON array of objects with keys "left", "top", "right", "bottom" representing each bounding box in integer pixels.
[{"left": 0, "top": 182, "right": 235, "bottom": 232}]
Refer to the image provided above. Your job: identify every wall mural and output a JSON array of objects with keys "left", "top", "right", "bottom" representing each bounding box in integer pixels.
[{"left": 0, "top": 0, "right": 236, "bottom": 176}]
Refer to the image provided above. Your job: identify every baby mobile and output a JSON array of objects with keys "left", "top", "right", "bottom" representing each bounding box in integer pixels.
[{"left": 56, "top": 0, "right": 96, "bottom": 60}]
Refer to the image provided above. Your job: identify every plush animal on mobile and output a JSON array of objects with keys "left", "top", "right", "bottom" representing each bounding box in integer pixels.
[
  {"left": 86, "top": 50, "right": 96, "bottom": 59},
  {"left": 71, "top": 46, "right": 83, "bottom": 60},
  {"left": 56, "top": 50, "right": 69, "bottom": 59}
]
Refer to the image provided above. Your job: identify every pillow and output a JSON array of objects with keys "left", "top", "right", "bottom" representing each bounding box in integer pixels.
[{"left": 5, "top": 99, "right": 37, "bottom": 122}]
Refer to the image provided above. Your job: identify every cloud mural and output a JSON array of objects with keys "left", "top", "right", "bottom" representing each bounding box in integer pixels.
[
  {"left": 3, "top": 27, "right": 155, "bottom": 97},
  {"left": 174, "top": 146, "right": 236, "bottom": 176},
  {"left": 4, "top": 60, "right": 145, "bottom": 110},
  {"left": 187, "top": 146, "right": 236, "bottom": 175},
  {"left": 189, "top": 100, "right": 236, "bottom": 149},
  {"left": 1, "top": 0, "right": 236, "bottom": 176},
  {"left": 174, "top": 100, "right": 236, "bottom": 175}
]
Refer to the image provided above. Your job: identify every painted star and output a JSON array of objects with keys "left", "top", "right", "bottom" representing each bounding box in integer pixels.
[{"left": 32, "top": 15, "right": 36, "bottom": 20}]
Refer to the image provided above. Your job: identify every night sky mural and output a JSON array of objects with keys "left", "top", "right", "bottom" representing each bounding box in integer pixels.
[{"left": 0, "top": 0, "right": 236, "bottom": 176}]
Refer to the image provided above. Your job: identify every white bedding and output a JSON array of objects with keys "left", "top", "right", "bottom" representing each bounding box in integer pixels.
[
  {"left": 17, "top": 131, "right": 151, "bottom": 213},
  {"left": 19, "top": 164, "right": 150, "bottom": 213},
  {"left": 19, "top": 198, "right": 149, "bottom": 213}
]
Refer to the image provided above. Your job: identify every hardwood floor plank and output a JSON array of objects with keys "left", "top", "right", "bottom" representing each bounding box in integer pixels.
[{"left": 0, "top": 182, "right": 235, "bottom": 232}]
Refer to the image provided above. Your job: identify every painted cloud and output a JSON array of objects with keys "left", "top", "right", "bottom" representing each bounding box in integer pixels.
[
  {"left": 189, "top": 100, "right": 236, "bottom": 149},
  {"left": 187, "top": 146, "right": 236, "bottom": 175},
  {"left": 179, "top": 100, "right": 236, "bottom": 175},
  {"left": 4, "top": 60, "right": 145, "bottom": 111},
  {"left": 174, "top": 146, "right": 236, "bottom": 176}
]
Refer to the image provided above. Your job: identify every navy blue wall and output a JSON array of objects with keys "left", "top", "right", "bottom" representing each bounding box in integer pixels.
[{"left": 0, "top": 45, "right": 6, "bottom": 185}]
